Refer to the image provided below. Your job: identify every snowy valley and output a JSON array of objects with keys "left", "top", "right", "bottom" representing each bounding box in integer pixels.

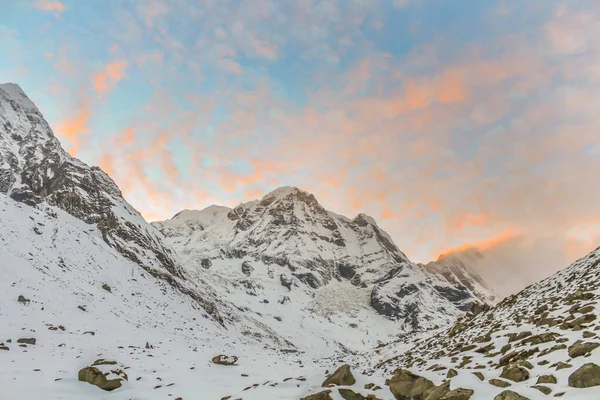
[{"left": 1, "top": 82, "right": 600, "bottom": 400}]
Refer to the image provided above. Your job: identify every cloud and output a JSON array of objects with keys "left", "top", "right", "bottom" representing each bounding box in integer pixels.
[
  {"left": 33, "top": 0, "right": 64, "bottom": 13},
  {"left": 93, "top": 60, "right": 129, "bottom": 96}
]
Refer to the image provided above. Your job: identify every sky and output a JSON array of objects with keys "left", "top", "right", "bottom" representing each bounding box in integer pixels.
[{"left": 1, "top": 0, "right": 600, "bottom": 292}]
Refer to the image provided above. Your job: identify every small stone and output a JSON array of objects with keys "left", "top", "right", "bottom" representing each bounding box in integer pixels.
[
  {"left": 531, "top": 385, "right": 552, "bottom": 395},
  {"left": 17, "top": 338, "right": 36, "bottom": 345},
  {"left": 489, "top": 379, "right": 511, "bottom": 388},
  {"left": 102, "top": 283, "right": 112, "bottom": 292}
]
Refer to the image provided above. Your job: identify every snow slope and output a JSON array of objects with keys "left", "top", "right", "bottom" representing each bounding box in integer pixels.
[{"left": 0, "top": 193, "right": 403, "bottom": 399}]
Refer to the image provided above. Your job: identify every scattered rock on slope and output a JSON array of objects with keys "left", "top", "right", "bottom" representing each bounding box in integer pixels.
[
  {"left": 300, "top": 390, "right": 334, "bottom": 400},
  {"left": 212, "top": 355, "right": 238, "bottom": 366},
  {"left": 322, "top": 364, "right": 356, "bottom": 387},
  {"left": 493, "top": 391, "right": 530, "bottom": 400},
  {"left": 568, "top": 363, "right": 600, "bottom": 388},
  {"left": 386, "top": 369, "right": 434, "bottom": 399},
  {"left": 78, "top": 366, "right": 124, "bottom": 391}
]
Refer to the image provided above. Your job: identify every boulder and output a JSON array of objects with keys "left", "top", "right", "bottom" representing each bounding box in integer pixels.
[
  {"left": 102, "top": 283, "right": 112, "bottom": 292},
  {"left": 339, "top": 389, "right": 379, "bottom": 400},
  {"left": 17, "top": 295, "right": 30, "bottom": 304},
  {"left": 211, "top": 355, "right": 238, "bottom": 366},
  {"left": 567, "top": 340, "right": 599, "bottom": 358},
  {"left": 568, "top": 363, "right": 600, "bottom": 388},
  {"left": 500, "top": 365, "right": 529, "bottom": 382},
  {"left": 16, "top": 338, "right": 36, "bottom": 345},
  {"left": 387, "top": 369, "right": 434, "bottom": 400},
  {"left": 201, "top": 258, "right": 212, "bottom": 269},
  {"left": 446, "top": 369, "right": 458, "bottom": 379},
  {"left": 78, "top": 366, "right": 123, "bottom": 391},
  {"left": 493, "top": 391, "right": 530, "bottom": 400},
  {"left": 300, "top": 390, "right": 334, "bottom": 400},
  {"left": 439, "top": 388, "right": 474, "bottom": 400},
  {"left": 536, "top": 375, "right": 556, "bottom": 384},
  {"left": 322, "top": 364, "right": 356, "bottom": 387}
]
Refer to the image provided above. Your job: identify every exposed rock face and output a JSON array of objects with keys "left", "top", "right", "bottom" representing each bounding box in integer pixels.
[
  {"left": 386, "top": 369, "right": 434, "bottom": 399},
  {"left": 322, "top": 364, "right": 356, "bottom": 387},
  {"left": 568, "top": 363, "right": 600, "bottom": 388}
]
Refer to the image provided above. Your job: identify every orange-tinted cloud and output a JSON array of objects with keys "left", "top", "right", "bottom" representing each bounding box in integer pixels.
[
  {"left": 437, "top": 228, "right": 519, "bottom": 260},
  {"left": 93, "top": 60, "right": 129, "bottom": 96},
  {"left": 34, "top": 0, "right": 64, "bottom": 13},
  {"left": 56, "top": 105, "right": 90, "bottom": 156}
]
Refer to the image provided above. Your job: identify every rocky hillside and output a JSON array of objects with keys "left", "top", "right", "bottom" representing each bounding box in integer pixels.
[
  {"left": 154, "top": 186, "right": 495, "bottom": 333},
  {"left": 341, "top": 244, "right": 600, "bottom": 399}
]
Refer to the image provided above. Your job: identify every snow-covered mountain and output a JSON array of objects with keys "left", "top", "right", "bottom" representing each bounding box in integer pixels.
[
  {"left": 422, "top": 247, "right": 496, "bottom": 305},
  {"left": 0, "top": 83, "right": 181, "bottom": 279},
  {"left": 154, "top": 186, "right": 494, "bottom": 333}
]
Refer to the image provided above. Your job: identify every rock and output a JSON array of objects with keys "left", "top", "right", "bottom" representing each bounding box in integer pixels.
[
  {"left": 387, "top": 369, "right": 434, "bottom": 400},
  {"left": 493, "top": 391, "right": 530, "bottom": 400},
  {"left": 531, "top": 385, "right": 551, "bottom": 395},
  {"left": 500, "top": 365, "right": 529, "bottom": 382},
  {"left": 554, "top": 362, "right": 571, "bottom": 370},
  {"left": 339, "top": 389, "right": 375, "bottom": 400},
  {"left": 567, "top": 340, "right": 599, "bottom": 358},
  {"left": 472, "top": 372, "right": 484, "bottom": 381},
  {"left": 568, "top": 363, "right": 600, "bottom": 388},
  {"left": 212, "top": 355, "right": 238, "bottom": 366},
  {"left": 17, "top": 295, "right": 30, "bottom": 304},
  {"left": 489, "top": 379, "right": 511, "bottom": 388},
  {"left": 439, "top": 388, "right": 474, "bottom": 400},
  {"left": 0, "top": 346, "right": 9, "bottom": 351},
  {"left": 17, "top": 338, "right": 36, "bottom": 345},
  {"left": 241, "top": 261, "right": 254, "bottom": 276},
  {"left": 201, "top": 258, "right": 212, "bottom": 269},
  {"left": 280, "top": 274, "right": 293, "bottom": 290},
  {"left": 536, "top": 375, "right": 556, "bottom": 384},
  {"left": 300, "top": 390, "right": 334, "bottom": 400},
  {"left": 102, "top": 283, "right": 112, "bottom": 292},
  {"left": 424, "top": 381, "right": 450, "bottom": 400},
  {"left": 365, "top": 383, "right": 375, "bottom": 389},
  {"left": 446, "top": 369, "right": 458, "bottom": 379},
  {"left": 92, "top": 359, "right": 117, "bottom": 366},
  {"left": 322, "top": 364, "right": 355, "bottom": 387},
  {"left": 78, "top": 305, "right": 86, "bottom": 312},
  {"left": 78, "top": 366, "right": 123, "bottom": 391}
]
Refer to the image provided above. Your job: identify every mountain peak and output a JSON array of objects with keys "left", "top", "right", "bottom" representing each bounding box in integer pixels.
[
  {"left": 263, "top": 186, "right": 308, "bottom": 199},
  {"left": 0, "top": 83, "right": 39, "bottom": 113}
]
